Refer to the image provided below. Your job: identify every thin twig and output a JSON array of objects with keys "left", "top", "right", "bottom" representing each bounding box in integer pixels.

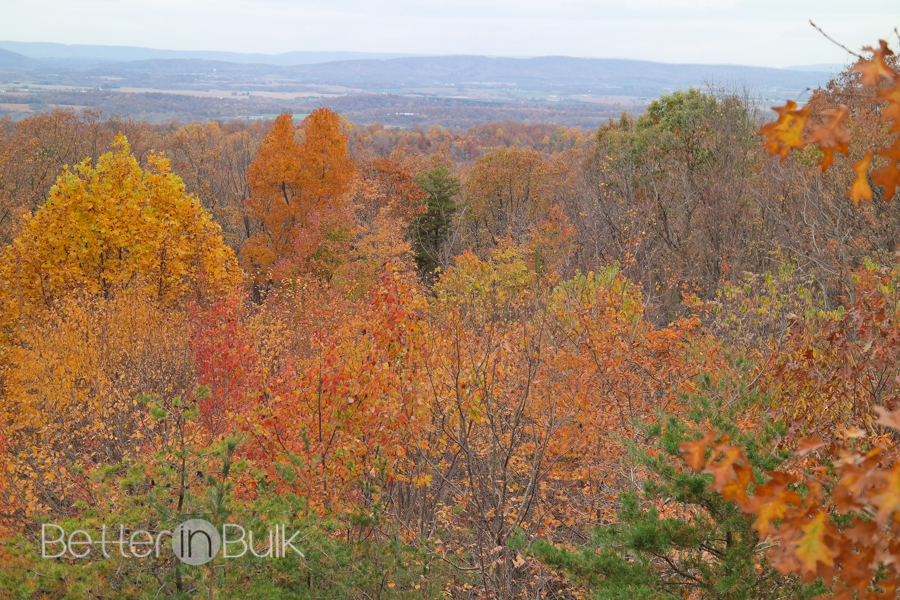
[
  {"left": 809, "top": 20, "right": 864, "bottom": 60},
  {"left": 0, "top": 566, "right": 45, "bottom": 578}
]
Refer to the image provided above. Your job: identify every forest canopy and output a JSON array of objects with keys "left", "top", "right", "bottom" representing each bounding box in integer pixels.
[{"left": 0, "top": 39, "right": 900, "bottom": 600}]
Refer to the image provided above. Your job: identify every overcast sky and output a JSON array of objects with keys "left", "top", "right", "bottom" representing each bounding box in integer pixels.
[{"left": 1, "top": 0, "right": 896, "bottom": 67}]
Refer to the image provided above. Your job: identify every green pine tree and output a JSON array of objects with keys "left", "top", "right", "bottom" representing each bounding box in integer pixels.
[{"left": 411, "top": 165, "right": 460, "bottom": 275}]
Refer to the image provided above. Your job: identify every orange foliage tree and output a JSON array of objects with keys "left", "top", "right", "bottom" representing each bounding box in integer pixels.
[
  {"left": 242, "top": 109, "right": 357, "bottom": 283},
  {"left": 0, "top": 134, "right": 239, "bottom": 527},
  {"left": 377, "top": 239, "right": 716, "bottom": 597}
]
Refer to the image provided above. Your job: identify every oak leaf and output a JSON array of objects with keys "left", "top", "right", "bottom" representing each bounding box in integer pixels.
[
  {"left": 875, "top": 405, "right": 900, "bottom": 431},
  {"left": 831, "top": 452, "right": 883, "bottom": 512},
  {"left": 852, "top": 40, "right": 896, "bottom": 87},
  {"left": 806, "top": 105, "right": 850, "bottom": 172},
  {"left": 759, "top": 101, "right": 810, "bottom": 161},
  {"left": 678, "top": 430, "right": 716, "bottom": 471},
  {"left": 876, "top": 75, "right": 900, "bottom": 134},
  {"left": 871, "top": 464, "right": 900, "bottom": 523},
  {"left": 842, "top": 517, "right": 878, "bottom": 547},
  {"left": 848, "top": 151, "right": 874, "bottom": 205},
  {"left": 872, "top": 142, "right": 900, "bottom": 201},
  {"left": 794, "top": 437, "right": 825, "bottom": 456},
  {"left": 720, "top": 462, "right": 755, "bottom": 505},
  {"left": 794, "top": 512, "right": 836, "bottom": 578},
  {"left": 704, "top": 444, "right": 747, "bottom": 492},
  {"left": 747, "top": 473, "right": 802, "bottom": 535}
]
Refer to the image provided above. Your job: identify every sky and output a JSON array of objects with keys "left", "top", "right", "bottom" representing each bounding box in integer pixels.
[{"left": 0, "top": 0, "right": 897, "bottom": 68}]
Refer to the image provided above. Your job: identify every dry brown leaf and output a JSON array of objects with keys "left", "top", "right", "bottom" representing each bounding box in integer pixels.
[
  {"left": 848, "top": 151, "right": 874, "bottom": 205},
  {"left": 852, "top": 40, "right": 896, "bottom": 87},
  {"left": 876, "top": 75, "right": 900, "bottom": 134},
  {"left": 806, "top": 105, "right": 850, "bottom": 172},
  {"left": 795, "top": 437, "right": 826, "bottom": 456},
  {"left": 875, "top": 405, "right": 900, "bottom": 431},
  {"left": 678, "top": 430, "right": 716, "bottom": 471}
]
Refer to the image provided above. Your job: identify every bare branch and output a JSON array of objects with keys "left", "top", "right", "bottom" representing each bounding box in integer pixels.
[{"left": 809, "top": 20, "right": 864, "bottom": 60}]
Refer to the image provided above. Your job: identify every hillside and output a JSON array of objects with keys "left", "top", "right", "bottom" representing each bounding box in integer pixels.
[
  {"left": 0, "top": 42, "right": 833, "bottom": 126},
  {"left": 0, "top": 48, "right": 37, "bottom": 70}
]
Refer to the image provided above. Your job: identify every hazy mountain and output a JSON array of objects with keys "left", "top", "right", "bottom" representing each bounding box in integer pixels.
[
  {"left": 0, "top": 41, "right": 835, "bottom": 93},
  {"left": 0, "top": 48, "right": 38, "bottom": 70},
  {"left": 0, "top": 41, "right": 422, "bottom": 66},
  {"left": 0, "top": 42, "right": 836, "bottom": 126},
  {"left": 64, "top": 54, "right": 831, "bottom": 98},
  {"left": 275, "top": 55, "right": 831, "bottom": 93}
]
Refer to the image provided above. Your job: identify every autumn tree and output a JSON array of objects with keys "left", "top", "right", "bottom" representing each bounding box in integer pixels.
[
  {"left": 0, "top": 109, "right": 155, "bottom": 246},
  {"left": 463, "top": 146, "right": 553, "bottom": 251},
  {"left": 242, "top": 109, "right": 357, "bottom": 285},
  {"left": 1, "top": 293, "right": 199, "bottom": 520},
  {"left": 0, "top": 134, "right": 240, "bottom": 340},
  {"left": 354, "top": 156, "right": 427, "bottom": 225},
  {"left": 389, "top": 240, "right": 712, "bottom": 599},
  {"left": 660, "top": 37, "right": 900, "bottom": 600},
  {"left": 164, "top": 119, "right": 263, "bottom": 251},
  {"left": 568, "top": 89, "right": 774, "bottom": 317},
  {"left": 0, "top": 135, "right": 239, "bottom": 521}
]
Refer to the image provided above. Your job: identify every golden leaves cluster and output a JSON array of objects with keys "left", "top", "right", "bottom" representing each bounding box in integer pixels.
[
  {"left": 680, "top": 407, "right": 900, "bottom": 599},
  {"left": 1, "top": 293, "right": 197, "bottom": 516},
  {"left": 760, "top": 39, "right": 900, "bottom": 205},
  {"left": 0, "top": 135, "right": 238, "bottom": 517}
]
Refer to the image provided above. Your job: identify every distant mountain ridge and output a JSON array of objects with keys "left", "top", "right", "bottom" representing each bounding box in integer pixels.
[
  {"left": 66, "top": 54, "right": 831, "bottom": 98},
  {"left": 0, "top": 40, "right": 837, "bottom": 127},
  {"left": 0, "top": 48, "right": 38, "bottom": 69},
  {"left": 274, "top": 55, "right": 831, "bottom": 91},
  {"left": 0, "top": 41, "right": 423, "bottom": 66}
]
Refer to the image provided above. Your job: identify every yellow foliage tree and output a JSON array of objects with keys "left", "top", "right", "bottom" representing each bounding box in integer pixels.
[{"left": 0, "top": 134, "right": 241, "bottom": 338}]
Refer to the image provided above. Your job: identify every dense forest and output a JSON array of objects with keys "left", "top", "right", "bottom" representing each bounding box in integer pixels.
[{"left": 0, "top": 41, "right": 899, "bottom": 600}]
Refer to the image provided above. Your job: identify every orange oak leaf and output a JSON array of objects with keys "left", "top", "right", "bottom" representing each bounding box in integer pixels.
[
  {"left": 720, "top": 462, "right": 755, "bottom": 505},
  {"left": 852, "top": 40, "right": 896, "bottom": 87},
  {"left": 704, "top": 444, "right": 747, "bottom": 492},
  {"left": 806, "top": 105, "right": 850, "bottom": 172},
  {"left": 760, "top": 101, "right": 810, "bottom": 161},
  {"left": 876, "top": 75, "right": 900, "bottom": 134},
  {"left": 747, "top": 473, "right": 802, "bottom": 535},
  {"left": 871, "top": 464, "right": 900, "bottom": 523},
  {"left": 841, "top": 517, "right": 878, "bottom": 547},
  {"left": 831, "top": 451, "right": 883, "bottom": 512},
  {"left": 848, "top": 151, "right": 874, "bottom": 205},
  {"left": 872, "top": 143, "right": 900, "bottom": 201},
  {"left": 678, "top": 430, "right": 716, "bottom": 471},
  {"left": 794, "top": 512, "right": 836, "bottom": 578}
]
